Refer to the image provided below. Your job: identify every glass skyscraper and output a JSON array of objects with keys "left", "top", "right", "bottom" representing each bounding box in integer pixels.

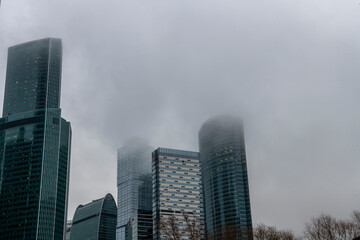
[
  {"left": 199, "top": 115, "right": 252, "bottom": 239},
  {"left": 0, "top": 38, "right": 72, "bottom": 239},
  {"left": 117, "top": 138, "right": 153, "bottom": 240},
  {"left": 70, "top": 194, "right": 117, "bottom": 240},
  {"left": 152, "top": 148, "right": 204, "bottom": 240}
]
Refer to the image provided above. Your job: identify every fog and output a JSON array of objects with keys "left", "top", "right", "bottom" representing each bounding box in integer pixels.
[{"left": 1, "top": 0, "right": 360, "bottom": 234}]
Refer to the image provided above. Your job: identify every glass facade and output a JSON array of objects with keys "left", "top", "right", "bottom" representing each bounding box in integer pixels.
[
  {"left": 126, "top": 209, "right": 153, "bottom": 240},
  {"left": 152, "top": 148, "right": 204, "bottom": 240},
  {"left": 117, "top": 139, "right": 153, "bottom": 240},
  {"left": 0, "top": 38, "right": 71, "bottom": 240},
  {"left": 3, "top": 38, "right": 62, "bottom": 116},
  {"left": 199, "top": 115, "right": 252, "bottom": 239},
  {"left": 70, "top": 193, "right": 117, "bottom": 240}
]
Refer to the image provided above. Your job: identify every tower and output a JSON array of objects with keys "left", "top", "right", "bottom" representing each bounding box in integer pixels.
[
  {"left": 152, "top": 148, "right": 204, "bottom": 240},
  {"left": 0, "top": 38, "right": 71, "bottom": 239},
  {"left": 199, "top": 115, "right": 252, "bottom": 239},
  {"left": 117, "top": 138, "right": 153, "bottom": 240}
]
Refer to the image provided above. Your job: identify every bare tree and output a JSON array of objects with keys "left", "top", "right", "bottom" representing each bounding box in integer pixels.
[
  {"left": 158, "top": 211, "right": 203, "bottom": 240},
  {"left": 304, "top": 214, "right": 336, "bottom": 240},
  {"left": 183, "top": 211, "right": 202, "bottom": 240},
  {"left": 304, "top": 213, "right": 360, "bottom": 240},
  {"left": 336, "top": 219, "right": 358, "bottom": 240},
  {"left": 159, "top": 214, "right": 181, "bottom": 240},
  {"left": 158, "top": 215, "right": 180, "bottom": 240},
  {"left": 352, "top": 211, "right": 360, "bottom": 233},
  {"left": 253, "top": 224, "right": 297, "bottom": 240},
  {"left": 158, "top": 210, "right": 360, "bottom": 240}
]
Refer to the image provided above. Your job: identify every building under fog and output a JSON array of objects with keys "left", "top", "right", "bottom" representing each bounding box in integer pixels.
[
  {"left": 117, "top": 138, "right": 153, "bottom": 240},
  {"left": 0, "top": 38, "right": 71, "bottom": 239},
  {"left": 199, "top": 115, "right": 252, "bottom": 239}
]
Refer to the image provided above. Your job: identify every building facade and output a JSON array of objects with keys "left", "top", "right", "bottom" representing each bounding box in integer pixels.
[
  {"left": 0, "top": 38, "right": 71, "bottom": 240},
  {"left": 125, "top": 209, "right": 153, "bottom": 240},
  {"left": 199, "top": 115, "right": 252, "bottom": 239},
  {"left": 70, "top": 193, "right": 117, "bottom": 240},
  {"left": 66, "top": 221, "right": 72, "bottom": 240},
  {"left": 152, "top": 148, "right": 204, "bottom": 240},
  {"left": 117, "top": 138, "right": 153, "bottom": 240}
]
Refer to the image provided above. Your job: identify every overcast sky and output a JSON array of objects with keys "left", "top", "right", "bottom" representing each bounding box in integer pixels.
[{"left": 1, "top": 0, "right": 360, "bottom": 235}]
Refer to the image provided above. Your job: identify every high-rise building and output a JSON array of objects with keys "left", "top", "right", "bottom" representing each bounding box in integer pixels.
[
  {"left": 0, "top": 38, "right": 71, "bottom": 240},
  {"left": 152, "top": 148, "right": 204, "bottom": 240},
  {"left": 199, "top": 115, "right": 252, "bottom": 239},
  {"left": 70, "top": 194, "right": 117, "bottom": 240},
  {"left": 117, "top": 138, "right": 153, "bottom": 240}
]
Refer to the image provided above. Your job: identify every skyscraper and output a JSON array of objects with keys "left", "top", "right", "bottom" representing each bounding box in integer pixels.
[
  {"left": 117, "top": 138, "right": 153, "bottom": 240},
  {"left": 70, "top": 194, "right": 117, "bottom": 240},
  {"left": 152, "top": 148, "right": 204, "bottom": 240},
  {"left": 199, "top": 115, "right": 252, "bottom": 239},
  {"left": 0, "top": 38, "right": 72, "bottom": 239}
]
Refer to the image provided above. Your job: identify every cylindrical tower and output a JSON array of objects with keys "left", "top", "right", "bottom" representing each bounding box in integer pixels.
[{"left": 199, "top": 115, "right": 252, "bottom": 239}]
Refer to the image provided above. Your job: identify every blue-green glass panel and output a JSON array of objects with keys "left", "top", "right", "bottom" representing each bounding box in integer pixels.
[{"left": 199, "top": 115, "right": 253, "bottom": 240}]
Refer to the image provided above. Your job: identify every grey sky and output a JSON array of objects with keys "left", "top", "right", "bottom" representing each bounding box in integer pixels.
[{"left": 1, "top": 0, "right": 360, "bottom": 235}]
